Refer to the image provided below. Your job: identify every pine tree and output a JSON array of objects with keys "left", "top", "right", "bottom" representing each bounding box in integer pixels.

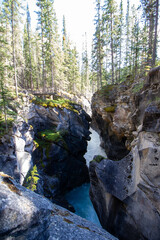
[
  {"left": 81, "top": 33, "right": 89, "bottom": 94},
  {"left": 23, "top": 4, "right": 33, "bottom": 90},
  {"left": 140, "top": 0, "right": 159, "bottom": 67},
  {"left": 36, "top": 0, "right": 62, "bottom": 91},
  {"left": 118, "top": 0, "right": 124, "bottom": 81},
  {"left": 103, "top": 0, "right": 119, "bottom": 84},
  {"left": 0, "top": 7, "right": 10, "bottom": 131},
  {"left": 152, "top": 0, "right": 159, "bottom": 66},
  {"left": 23, "top": 4, "right": 33, "bottom": 89},
  {"left": 92, "top": 0, "right": 104, "bottom": 89},
  {"left": 2, "top": 0, "right": 22, "bottom": 97}
]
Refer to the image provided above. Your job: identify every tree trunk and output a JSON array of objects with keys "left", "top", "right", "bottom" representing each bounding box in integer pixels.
[
  {"left": 11, "top": 1, "right": 18, "bottom": 98},
  {"left": 148, "top": 9, "right": 154, "bottom": 66},
  {"left": 152, "top": 0, "right": 159, "bottom": 66},
  {"left": 51, "top": 58, "right": 54, "bottom": 90},
  {"left": 111, "top": 14, "right": 114, "bottom": 84}
]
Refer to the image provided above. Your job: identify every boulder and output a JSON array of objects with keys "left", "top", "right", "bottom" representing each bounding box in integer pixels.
[{"left": 0, "top": 172, "right": 118, "bottom": 240}]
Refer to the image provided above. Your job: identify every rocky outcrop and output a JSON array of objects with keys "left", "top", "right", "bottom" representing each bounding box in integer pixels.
[
  {"left": 0, "top": 92, "right": 91, "bottom": 209},
  {"left": 90, "top": 67, "right": 160, "bottom": 240},
  {"left": 0, "top": 172, "right": 118, "bottom": 240},
  {"left": 27, "top": 100, "right": 91, "bottom": 200},
  {"left": 0, "top": 117, "right": 34, "bottom": 185}
]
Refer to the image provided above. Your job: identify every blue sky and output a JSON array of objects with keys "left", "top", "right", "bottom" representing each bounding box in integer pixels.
[{"left": 0, "top": 0, "right": 142, "bottom": 57}]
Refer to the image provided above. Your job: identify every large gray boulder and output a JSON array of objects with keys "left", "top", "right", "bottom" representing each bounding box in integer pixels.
[{"left": 0, "top": 172, "right": 118, "bottom": 240}]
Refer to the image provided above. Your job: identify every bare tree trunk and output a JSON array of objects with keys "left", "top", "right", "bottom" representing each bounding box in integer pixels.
[
  {"left": 11, "top": 1, "right": 18, "bottom": 98},
  {"left": 29, "top": 44, "right": 33, "bottom": 89},
  {"left": 51, "top": 58, "right": 54, "bottom": 90},
  {"left": 148, "top": 9, "right": 154, "bottom": 66},
  {"left": 152, "top": 0, "right": 159, "bottom": 66},
  {"left": 111, "top": 14, "right": 114, "bottom": 84}
]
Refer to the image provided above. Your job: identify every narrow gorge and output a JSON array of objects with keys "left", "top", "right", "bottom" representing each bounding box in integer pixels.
[{"left": 0, "top": 67, "right": 160, "bottom": 240}]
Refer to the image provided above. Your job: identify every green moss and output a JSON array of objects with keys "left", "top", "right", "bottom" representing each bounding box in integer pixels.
[
  {"left": 31, "top": 97, "right": 79, "bottom": 113},
  {"left": 38, "top": 130, "right": 63, "bottom": 143},
  {"left": 104, "top": 105, "right": 116, "bottom": 112},
  {"left": 36, "top": 129, "right": 68, "bottom": 151},
  {"left": 91, "top": 155, "right": 105, "bottom": 163}
]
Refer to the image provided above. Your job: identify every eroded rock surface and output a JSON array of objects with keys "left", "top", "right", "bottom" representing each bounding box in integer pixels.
[
  {"left": 28, "top": 101, "right": 91, "bottom": 200},
  {"left": 90, "top": 67, "right": 160, "bottom": 240},
  {"left": 0, "top": 172, "right": 118, "bottom": 240},
  {"left": 0, "top": 92, "right": 91, "bottom": 210},
  {"left": 0, "top": 117, "right": 34, "bottom": 184}
]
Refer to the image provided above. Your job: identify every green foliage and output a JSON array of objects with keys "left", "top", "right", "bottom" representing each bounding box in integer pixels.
[
  {"left": 97, "top": 84, "right": 115, "bottom": 98},
  {"left": 24, "top": 165, "right": 39, "bottom": 192},
  {"left": 91, "top": 155, "right": 105, "bottom": 163},
  {"left": 38, "top": 129, "right": 64, "bottom": 143},
  {"left": 0, "top": 115, "right": 14, "bottom": 138},
  {"left": 132, "top": 81, "right": 144, "bottom": 93},
  {"left": 35, "top": 128, "right": 69, "bottom": 157}
]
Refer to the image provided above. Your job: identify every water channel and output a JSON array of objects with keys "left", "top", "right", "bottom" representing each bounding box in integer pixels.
[{"left": 65, "top": 128, "right": 107, "bottom": 227}]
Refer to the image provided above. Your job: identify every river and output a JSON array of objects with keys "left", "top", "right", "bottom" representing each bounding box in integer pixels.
[{"left": 65, "top": 128, "right": 107, "bottom": 227}]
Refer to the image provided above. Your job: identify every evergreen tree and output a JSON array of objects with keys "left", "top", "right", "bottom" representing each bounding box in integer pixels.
[
  {"left": 140, "top": 0, "right": 159, "bottom": 67},
  {"left": 103, "top": 0, "right": 119, "bottom": 83},
  {"left": 92, "top": 0, "right": 104, "bottom": 89},
  {"left": 23, "top": 4, "right": 33, "bottom": 89},
  {"left": 36, "top": 0, "right": 63, "bottom": 91},
  {"left": 0, "top": 8, "right": 8, "bottom": 131},
  {"left": 2, "top": 0, "right": 22, "bottom": 97},
  {"left": 152, "top": 0, "right": 159, "bottom": 66},
  {"left": 81, "top": 33, "right": 89, "bottom": 94}
]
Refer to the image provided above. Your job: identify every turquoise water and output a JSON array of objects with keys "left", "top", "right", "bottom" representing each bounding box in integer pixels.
[
  {"left": 65, "top": 128, "right": 107, "bottom": 227},
  {"left": 65, "top": 183, "right": 101, "bottom": 227}
]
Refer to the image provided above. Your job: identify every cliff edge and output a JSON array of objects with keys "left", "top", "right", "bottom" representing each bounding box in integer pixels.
[{"left": 89, "top": 67, "right": 160, "bottom": 240}]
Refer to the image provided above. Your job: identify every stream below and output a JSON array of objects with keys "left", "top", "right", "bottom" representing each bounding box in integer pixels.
[{"left": 65, "top": 128, "right": 107, "bottom": 227}]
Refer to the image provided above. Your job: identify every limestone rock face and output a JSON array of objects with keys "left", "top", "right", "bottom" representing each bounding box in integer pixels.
[
  {"left": 0, "top": 172, "right": 118, "bottom": 240},
  {"left": 0, "top": 118, "right": 34, "bottom": 184},
  {"left": 0, "top": 92, "right": 91, "bottom": 209},
  {"left": 90, "top": 67, "right": 160, "bottom": 240},
  {"left": 27, "top": 102, "right": 91, "bottom": 200}
]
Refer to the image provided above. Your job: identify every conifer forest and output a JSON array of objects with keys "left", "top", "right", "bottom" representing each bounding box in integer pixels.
[{"left": 0, "top": 0, "right": 159, "bottom": 114}]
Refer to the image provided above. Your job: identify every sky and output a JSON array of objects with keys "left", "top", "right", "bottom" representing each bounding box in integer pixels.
[
  {"left": 0, "top": 0, "right": 141, "bottom": 57},
  {"left": 27, "top": 0, "right": 140, "bottom": 57},
  {"left": 27, "top": 0, "right": 95, "bottom": 57},
  {"left": 54, "top": 0, "right": 95, "bottom": 56}
]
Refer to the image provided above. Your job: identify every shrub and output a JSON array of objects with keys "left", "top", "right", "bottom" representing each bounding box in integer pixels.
[{"left": 24, "top": 165, "right": 39, "bottom": 192}]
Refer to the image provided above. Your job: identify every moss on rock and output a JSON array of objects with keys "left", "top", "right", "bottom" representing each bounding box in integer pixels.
[
  {"left": 104, "top": 106, "right": 116, "bottom": 113},
  {"left": 31, "top": 97, "right": 79, "bottom": 114},
  {"left": 91, "top": 155, "right": 105, "bottom": 163}
]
